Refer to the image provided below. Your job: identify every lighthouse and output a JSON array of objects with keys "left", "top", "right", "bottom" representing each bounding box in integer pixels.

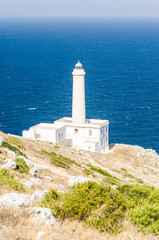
[
  {"left": 72, "top": 61, "right": 86, "bottom": 124},
  {"left": 22, "top": 61, "right": 109, "bottom": 153}
]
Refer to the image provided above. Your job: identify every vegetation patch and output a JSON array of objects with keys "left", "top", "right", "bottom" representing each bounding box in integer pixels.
[
  {"left": 0, "top": 168, "right": 25, "bottom": 192},
  {"left": 15, "top": 158, "right": 29, "bottom": 173},
  {"left": 2, "top": 141, "right": 27, "bottom": 158},
  {"left": 41, "top": 182, "right": 159, "bottom": 235},
  {"left": 89, "top": 166, "right": 120, "bottom": 183},
  {"left": 41, "top": 149, "right": 81, "bottom": 169},
  {"left": 41, "top": 181, "right": 126, "bottom": 233}
]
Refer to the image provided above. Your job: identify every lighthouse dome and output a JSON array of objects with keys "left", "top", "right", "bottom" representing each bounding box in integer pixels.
[{"left": 75, "top": 61, "right": 83, "bottom": 70}]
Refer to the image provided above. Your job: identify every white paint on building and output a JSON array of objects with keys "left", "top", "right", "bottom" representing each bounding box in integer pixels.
[
  {"left": 22, "top": 62, "right": 109, "bottom": 153},
  {"left": 0, "top": 136, "right": 3, "bottom": 147}
]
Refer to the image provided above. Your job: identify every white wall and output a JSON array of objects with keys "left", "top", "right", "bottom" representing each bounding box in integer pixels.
[
  {"left": 55, "top": 126, "right": 66, "bottom": 143},
  {"left": 34, "top": 128, "right": 56, "bottom": 142},
  {"left": 0, "top": 136, "right": 3, "bottom": 146},
  {"left": 22, "top": 129, "right": 35, "bottom": 139}
]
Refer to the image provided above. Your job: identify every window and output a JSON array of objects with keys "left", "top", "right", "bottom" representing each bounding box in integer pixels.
[
  {"left": 74, "top": 128, "right": 78, "bottom": 133},
  {"left": 61, "top": 132, "right": 63, "bottom": 139},
  {"left": 101, "top": 128, "right": 103, "bottom": 135},
  {"left": 59, "top": 134, "right": 60, "bottom": 141},
  {"left": 89, "top": 130, "right": 92, "bottom": 136},
  {"left": 35, "top": 134, "right": 41, "bottom": 139}
]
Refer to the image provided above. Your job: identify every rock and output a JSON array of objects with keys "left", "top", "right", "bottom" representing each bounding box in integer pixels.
[
  {"left": 21, "top": 179, "right": 34, "bottom": 189},
  {"left": 0, "top": 193, "right": 31, "bottom": 207},
  {"left": 31, "top": 190, "right": 47, "bottom": 203},
  {"left": 19, "top": 156, "right": 34, "bottom": 167},
  {"left": 30, "top": 167, "right": 38, "bottom": 178},
  {"left": 45, "top": 176, "right": 53, "bottom": 181},
  {"left": 30, "top": 177, "right": 42, "bottom": 186},
  {"left": 59, "top": 184, "right": 65, "bottom": 189},
  {"left": 5, "top": 149, "right": 16, "bottom": 159},
  {"left": 68, "top": 175, "right": 95, "bottom": 187},
  {"left": 29, "top": 207, "right": 57, "bottom": 226},
  {"left": 36, "top": 232, "right": 46, "bottom": 240},
  {"left": 1, "top": 158, "right": 17, "bottom": 170},
  {"left": 154, "top": 183, "right": 159, "bottom": 187}
]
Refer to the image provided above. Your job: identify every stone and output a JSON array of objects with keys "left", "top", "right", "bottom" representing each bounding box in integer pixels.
[
  {"left": 68, "top": 175, "right": 95, "bottom": 187},
  {"left": 0, "top": 193, "right": 31, "bottom": 207},
  {"left": 29, "top": 207, "right": 57, "bottom": 226},
  {"left": 30, "top": 177, "right": 42, "bottom": 186},
  {"left": 31, "top": 190, "right": 47, "bottom": 203},
  {"left": 21, "top": 179, "right": 34, "bottom": 189},
  {"left": 45, "top": 176, "right": 53, "bottom": 181},
  {"left": 30, "top": 167, "right": 38, "bottom": 178},
  {"left": 5, "top": 149, "right": 16, "bottom": 159},
  {"left": 1, "top": 158, "right": 17, "bottom": 170},
  {"left": 36, "top": 232, "right": 46, "bottom": 240}
]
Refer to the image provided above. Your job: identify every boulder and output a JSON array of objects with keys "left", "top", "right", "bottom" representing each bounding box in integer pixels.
[
  {"left": 21, "top": 179, "right": 34, "bottom": 189},
  {"left": 68, "top": 175, "right": 95, "bottom": 187},
  {"left": 36, "top": 232, "right": 46, "bottom": 240},
  {"left": 5, "top": 149, "right": 16, "bottom": 159},
  {"left": 31, "top": 190, "right": 47, "bottom": 203},
  {"left": 29, "top": 207, "right": 57, "bottom": 226},
  {"left": 0, "top": 193, "right": 31, "bottom": 207},
  {"left": 30, "top": 167, "right": 38, "bottom": 178},
  {"left": 1, "top": 158, "right": 17, "bottom": 170},
  {"left": 45, "top": 176, "right": 53, "bottom": 181},
  {"left": 30, "top": 177, "right": 42, "bottom": 186}
]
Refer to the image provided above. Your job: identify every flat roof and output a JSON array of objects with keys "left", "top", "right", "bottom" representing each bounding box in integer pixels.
[
  {"left": 54, "top": 117, "right": 109, "bottom": 128},
  {"left": 31, "top": 123, "right": 62, "bottom": 130}
]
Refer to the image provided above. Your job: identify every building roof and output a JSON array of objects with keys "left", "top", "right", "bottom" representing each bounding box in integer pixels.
[{"left": 54, "top": 117, "right": 109, "bottom": 128}]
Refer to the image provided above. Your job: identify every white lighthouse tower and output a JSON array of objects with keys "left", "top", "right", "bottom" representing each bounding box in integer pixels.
[{"left": 72, "top": 61, "right": 86, "bottom": 124}]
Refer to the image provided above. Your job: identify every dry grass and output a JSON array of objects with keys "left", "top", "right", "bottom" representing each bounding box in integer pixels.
[{"left": 0, "top": 207, "right": 159, "bottom": 240}]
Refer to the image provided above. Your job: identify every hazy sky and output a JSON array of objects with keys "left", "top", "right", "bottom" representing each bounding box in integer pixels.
[{"left": 0, "top": 0, "right": 158, "bottom": 18}]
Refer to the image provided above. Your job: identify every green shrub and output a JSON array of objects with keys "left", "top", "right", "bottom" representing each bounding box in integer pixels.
[
  {"left": 41, "top": 149, "right": 81, "bottom": 168},
  {"left": 118, "top": 184, "right": 154, "bottom": 207},
  {"left": 0, "top": 168, "right": 25, "bottom": 192},
  {"left": 41, "top": 181, "right": 126, "bottom": 233},
  {"left": 148, "top": 189, "right": 159, "bottom": 204},
  {"left": 90, "top": 166, "right": 119, "bottom": 182},
  {"left": 129, "top": 203, "right": 159, "bottom": 234},
  {"left": 54, "top": 145, "right": 60, "bottom": 149},
  {"left": 121, "top": 168, "right": 127, "bottom": 172},
  {"left": 41, "top": 182, "right": 159, "bottom": 234},
  {"left": 2, "top": 141, "right": 27, "bottom": 158},
  {"left": 15, "top": 158, "right": 29, "bottom": 173}
]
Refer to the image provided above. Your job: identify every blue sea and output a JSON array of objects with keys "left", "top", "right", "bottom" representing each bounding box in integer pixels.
[{"left": 0, "top": 19, "right": 159, "bottom": 153}]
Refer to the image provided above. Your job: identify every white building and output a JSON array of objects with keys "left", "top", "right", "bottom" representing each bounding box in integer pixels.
[{"left": 22, "top": 62, "right": 109, "bottom": 153}]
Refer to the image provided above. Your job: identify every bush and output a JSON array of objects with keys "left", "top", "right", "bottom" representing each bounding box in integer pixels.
[
  {"left": 118, "top": 184, "right": 154, "bottom": 207},
  {"left": 41, "top": 181, "right": 126, "bottom": 233},
  {"left": 2, "top": 141, "right": 27, "bottom": 158},
  {"left": 41, "top": 149, "right": 81, "bottom": 168},
  {"left": 86, "top": 191, "right": 126, "bottom": 233},
  {"left": 90, "top": 166, "right": 119, "bottom": 182},
  {"left": 129, "top": 203, "right": 159, "bottom": 234},
  {"left": 0, "top": 168, "right": 25, "bottom": 192},
  {"left": 15, "top": 158, "right": 29, "bottom": 173}
]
